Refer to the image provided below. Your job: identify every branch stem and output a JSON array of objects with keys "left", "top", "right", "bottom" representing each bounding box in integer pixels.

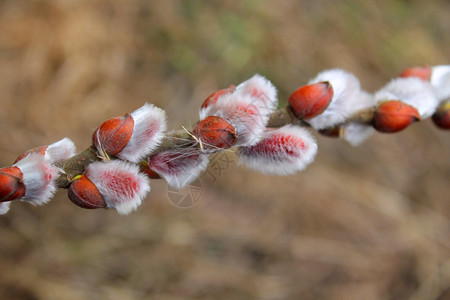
[{"left": 54, "top": 105, "right": 376, "bottom": 189}]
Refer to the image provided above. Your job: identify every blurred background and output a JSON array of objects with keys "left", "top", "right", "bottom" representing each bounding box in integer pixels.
[{"left": 0, "top": 0, "right": 449, "bottom": 299}]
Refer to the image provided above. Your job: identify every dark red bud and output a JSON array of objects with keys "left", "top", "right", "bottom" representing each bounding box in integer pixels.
[
  {"left": 0, "top": 166, "right": 26, "bottom": 202},
  {"left": 68, "top": 175, "right": 107, "bottom": 209},
  {"left": 431, "top": 101, "right": 450, "bottom": 130},
  {"left": 193, "top": 116, "right": 238, "bottom": 151},
  {"left": 288, "top": 81, "right": 333, "bottom": 119},
  {"left": 318, "top": 126, "right": 341, "bottom": 138},
  {"left": 399, "top": 66, "right": 432, "bottom": 81},
  {"left": 201, "top": 85, "right": 236, "bottom": 110},
  {"left": 373, "top": 100, "right": 421, "bottom": 133},
  {"left": 93, "top": 113, "right": 134, "bottom": 156},
  {"left": 14, "top": 145, "right": 47, "bottom": 164}
]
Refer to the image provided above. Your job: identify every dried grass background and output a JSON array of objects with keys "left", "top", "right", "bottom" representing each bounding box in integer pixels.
[{"left": 0, "top": 0, "right": 449, "bottom": 299}]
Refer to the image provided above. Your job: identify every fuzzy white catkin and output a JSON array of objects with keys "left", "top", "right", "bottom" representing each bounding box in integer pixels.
[
  {"left": 341, "top": 90, "right": 376, "bottom": 146},
  {"left": 86, "top": 160, "right": 150, "bottom": 215},
  {"left": 238, "top": 125, "right": 317, "bottom": 175},
  {"left": 45, "top": 137, "right": 76, "bottom": 163},
  {"left": 13, "top": 153, "right": 60, "bottom": 206},
  {"left": 200, "top": 74, "right": 278, "bottom": 147},
  {"left": 148, "top": 149, "right": 209, "bottom": 189},
  {"left": 235, "top": 74, "right": 279, "bottom": 112},
  {"left": 375, "top": 77, "right": 439, "bottom": 119},
  {"left": 5, "top": 138, "right": 74, "bottom": 207},
  {"left": 0, "top": 202, "right": 11, "bottom": 215},
  {"left": 431, "top": 65, "right": 450, "bottom": 101},
  {"left": 118, "top": 103, "right": 167, "bottom": 163},
  {"left": 205, "top": 93, "right": 269, "bottom": 147},
  {"left": 200, "top": 74, "right": 278, "bottom": 121},
  {"left": 307, "top": 69, "right": 362, "bottom": 130}
]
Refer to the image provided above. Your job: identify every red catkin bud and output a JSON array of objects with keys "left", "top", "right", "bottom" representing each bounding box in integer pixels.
[
  {"left": 93, "top": 113, "right": 135, "bottom": 156},
  {"left": 288, "top": 81, "right": 333, "bottom": 119},
  {"left": 372, "top": 100, "right": 421, "bottom": 133},
  {"left": 193, "top": 116, "right": 238, "bottom": 151},
  {"left": 12, "top": 153, "right": 59, "bottom": 205},
  {"left": 14, "top": 146, "right": 47, "bottom": 164},
  {"left": 201, "top": 85, "right": 236, "bottom": 111},
  {"left": 68, "top": 175, "right": 107, "bottom": 209},
  {"left": 318, "top": 126, "right": 341, "bottom": 138},
  {"left": 0, "top": 167, "right": 26, "bottom": 202},
  {"left": 199, "top": 75, "right": 278, "bottom": 146},
  {"left": 399, "top": 66, "right": 432, "bottom": 81},
  {"left": 432, "top": 101, "right": 450, "bottom": 130},
  {"left": 85, "top": 160, "right": 150, "bottom": 214},
  {"left": 14, "top": 138, "right": 76, "bottom": 165},
  {"left": 238, "top": 125, "right": 317, "bottom": 175}
]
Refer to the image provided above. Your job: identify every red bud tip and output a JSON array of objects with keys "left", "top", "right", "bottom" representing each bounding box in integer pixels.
[
  {"left": 399, "top": 66, "right": 432, "bottom": 81},
  {"left": 14, "top": 146, "right": 47, "bottom": 164},
  {"left": 0, "top": 167, "right": 26, "bottom": 202},
  {"left": 373, "top": 100, "right": 421, "bottom": 133},
  {"left": 68, "top": 175, "right": 107, "bottom": 209},
  {"left": 193, "top": 116, "right": 238, "bottom": 151},
  {"left": 431, "top": 102, "right": 450, "bottom": 130},
  {"left": 93, "top": 113, "right": 134, "bottom": 156},
  {"left": 201, "top": 85, "right": 236, "bottom": 110},
  {"left": 288, "top": 81, "right": 333, "bottom": 119}
]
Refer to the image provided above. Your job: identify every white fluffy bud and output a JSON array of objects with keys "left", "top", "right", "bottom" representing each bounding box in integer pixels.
[
  {"left": 118, "top": 103, "right": 167, "bottom": 163},
  {"left": 238, "top": 125, "right": 317, "bottom": 175},
  {"left": 85, "top": 160, "right": 150, "bottom": 215},
  {"left": 148, "top": 149, "right": 209, "bottom": 189},
  {"left": 307, "top": 69, "right": 362, "bottom": 129},
  {"left": 200, "top": 74, "right": 278, "bottom": 146},
  {"left": 375, "top": 77, "right": 439, "bottom": 119},
  {"left": 431, "top": 65, "right": 450, "bottom": 101},
  {"left": 341, "top": 90, "right": 375, "bottom": 146},
  {"left": 13, "top": 153, "right": 60, "bottom": 206},
  {"left": 45, "top": 138, "right": 76, "bottom": 163},
  {"left": 0, "top": 202, "right": 11, "bottom": 215}
]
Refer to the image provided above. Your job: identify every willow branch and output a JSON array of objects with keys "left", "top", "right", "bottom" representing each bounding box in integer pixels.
[{"left": 54, "top": 105, "right": 376, "bottom": 189}]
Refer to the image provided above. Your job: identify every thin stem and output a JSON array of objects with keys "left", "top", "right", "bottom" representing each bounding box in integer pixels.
[
  {"left": 347, "top": 107, "right": 375, "bottom": 124},
  {"left": 55, "top": 146, "right": 99, "bottom": 188}
]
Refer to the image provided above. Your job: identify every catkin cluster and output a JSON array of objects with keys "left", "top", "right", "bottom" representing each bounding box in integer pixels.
[{"left": 1, "top": 65, "right": 449, "bottom": 215}]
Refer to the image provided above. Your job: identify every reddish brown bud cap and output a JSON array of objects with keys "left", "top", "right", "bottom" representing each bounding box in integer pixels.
[
  {"left": 318, "top": 126, "right": 341, "bottom": 138},
  {"left": 201, "top": 85, "right": 236, "bottom": 110},
  {"left": 399, "top": 66, "right": 432, "bottom": 81},
  {"left": 373, "top": 100, "right": 421, "bottom": 133},
  {"left": 0, "top": 166, "right": 26, "bottom": 202},
  {"left": 193, "top": 116, "right": 238, "bottom": 151},
  {"left": 14, "top": 146, "right": 47, "bottom": 164},
  {"left": 68, "top": 175, "right": 107, "bottom": 209},
  {"left": 432, "top": 102, "right": 450, "bottom": 130},
  {"left": 0, "top": 167, "right": 26, "bottom": 202},
  {"left": 288, "top": 81, "right": 333, "bottom": 119},
  {"left": 93, "top": 113, "right": 134, "bottom": 156}
]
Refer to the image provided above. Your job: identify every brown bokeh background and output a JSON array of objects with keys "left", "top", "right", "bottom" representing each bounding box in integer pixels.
[{"left": 0, "top": 1, "right": 449, "bottom": 299}]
